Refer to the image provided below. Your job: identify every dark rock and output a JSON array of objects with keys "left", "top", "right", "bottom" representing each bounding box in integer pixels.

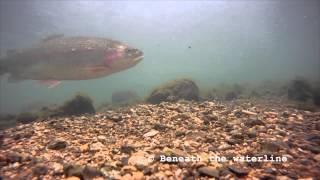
[
  {"left": 264, "top": 168, "right": 277, "bottom": 175},
  {"left": 175, "top": 131, "right": 186, "bottom": 137},
  {"left": 234, "top": 110, "right": 242, "bottom": 118},
  {"left": 106, "top": 113, "right": 123, "bottom": 122},
  {"left": 228, "top": 165, "right": 249, "bottom": 177},
  {"left": 302, "top": 145, "right": 320, "bottom": 154},
  {"left": 7, "top": 152, "right": 22, "bottom": 163},
  {"left": 260, "top": 141, "right": 288, "bottom": 152},
  {"left": 47, "top": 140, "right": 67, "bottom": 150},
  {"left": 146, "top": 79, "right": 199, "bottom": 104},
  {"left": 287, "top": 78, "right": 312, "bottom": 102},
  {"left": 33, "top": 164, "right": 48, "bottom": 176},
  {"left": 230, "top": 129, "right": 245, "bottom": 140},
  {"left": 64, "top": 164, "right": 84, "bottom": 178},
  {"left": 15, "top": 112, "right": 38, "bottom": 124},
  {"left": 198, "top": 166, "right": 220, "bottom": 178},
  {"left": 57, "top": 93, "right": 95, "bottom": 116},
  {"left": 153, "top": 123, "right": 168, "bottom": 132},
  {"left": 83, "top": 166, "right": 103, "bottom": 178},
  {"left": 143, "top": 167, "right": 153, "bottom": 175},
  {"left": 120, "top": 157, "right": 129, "bottom": 166},
  {"left": 313, "top": 88, "right": 320, "bottom": 106},
  {"left": 120, "top": 145, "right": 135, "bottom": 154},
  {"left": 281, "top": 111, "right": 290, "bottom": 118},
  {"left": 244, "top": 118, "right": 265, "bottom": 127},
  {"left": 225, "top": 91, "right": 238, "bottom": 100}
]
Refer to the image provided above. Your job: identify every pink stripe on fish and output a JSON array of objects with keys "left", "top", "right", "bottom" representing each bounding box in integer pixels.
[{"left": 103, "top": 51, "right": 120, "bottom": 66}]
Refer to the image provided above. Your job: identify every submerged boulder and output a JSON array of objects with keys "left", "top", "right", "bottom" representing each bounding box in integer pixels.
[
  {"left": 287, "top": 78, "right": 312, "bottom": 102},
  {"left": 57, "top": 93, "right": 95, "bottom": 116},
  {"left": 111, "top": 90, "right": 139, "bottom": 105},
  {"left": 15, "top": 112, "right": 38, "bottom": 124},
  {"left": 146, "top": 79, "right": 199, "bottom": 104}
]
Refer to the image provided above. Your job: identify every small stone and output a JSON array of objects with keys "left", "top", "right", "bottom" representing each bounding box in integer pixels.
[
  {"left": 303, "top": 145, "right": 320, "bottom": 154},
  {"left": 83, "top": 166, "right": 103, "bottom": 178},
  {"left": 153, "top": 123, "right": 168, "bottom": 131},
  {"left": 7, "top": 152, "right": 22, "bottom": 163},
  {"left": 198, "top": 166, "right": 220, "bottom": 178},
  {"left": 132, "top": 171, "right": 144, "bottom": 179},
  {"left": 143, "top": 129, "right": 159, "bottom": 138},
  {"left": 97, "top": 135, "right": 107, "bottom": 142},
  {"left": 90, "top": 142, "right": 105, "bottom": 152},
  {"left": 281, "top": 111, "right": 290, "bottom": 118},
  {"left": 65, "top": 177, "right": 81, "bottom": 180},
  {"left": 230, "top": 129, "right": 244, "bottom": 139},
  {"left": 263, "top": 168, "right": 277, "bottom": 175},
  {"left": 228, "top": 165, "right": 249, "bottom": 177},
  {"left": 47, "top": 140, "right": 67, "bottom": 150},
  {"left": 260, "top": 141, "right": 287, "bottom": 152},
  {"left": 33, "top": 164, "right": 48, "bottom": 176},
  {"left": 175, "top": 131, "right": 185, "bottom": 137},
  {"left": 80, "top": 144, "right": 89, "bottom": 153},
  {"left": 120, "top": 145, "right": 135, "bottom": 154},
  {"left": 218, "top": 143, "right": 232, "bottom": 151},
  {"left": 52, "top": 162, "right": 64, "bottom": 175},
  {"left": 247, "top": 128, "right": 257, "bottom": 138},
  {"left": 64, "top": 164, "right": 84, "bottom": 178},
  {"left": 244, "top": 118, "right": 265, "bottom": 127},
  {"left": 314, "top": 154, "right": 320, "bottom": 161},
  {"left": 143, "top": 167, "right": 153, "bottom": 175},
  {"left": 128, "top": 152, "right": 150, "bottom": 167}
]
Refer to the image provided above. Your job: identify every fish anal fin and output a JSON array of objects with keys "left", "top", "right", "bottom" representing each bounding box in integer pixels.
[
  {"left": 42, "top": 34, "right": 64, "bottom": 42},
  {"left": 7, "top": 75, "right": 25, "bottom": 83},
  {"left": 38, "top": 80, "right": 61, "bottom": 88}
]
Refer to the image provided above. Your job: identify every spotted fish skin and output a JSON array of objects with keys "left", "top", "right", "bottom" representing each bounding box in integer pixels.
[{"left": 0, "top": 36, "right": 143, "bottom": 81}]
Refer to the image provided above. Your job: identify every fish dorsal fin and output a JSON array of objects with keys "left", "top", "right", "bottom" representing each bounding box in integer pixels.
[{"left": 42, "top": 34, "right": 64, "bottom": 42}]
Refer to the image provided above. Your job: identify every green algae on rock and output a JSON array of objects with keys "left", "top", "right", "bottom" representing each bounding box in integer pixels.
[
  {"left": 146, "top": 79, "right": 199, "bottom": 104},
  {"left": 56, "top": 93, "right": 95, "bottom": 116}
]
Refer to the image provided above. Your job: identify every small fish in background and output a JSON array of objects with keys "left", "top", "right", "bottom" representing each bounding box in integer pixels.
[{"left": 0, "top": 35, "right": 144, "bottom": 88}]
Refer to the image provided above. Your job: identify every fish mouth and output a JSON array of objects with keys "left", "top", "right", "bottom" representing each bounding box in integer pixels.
[{"left": 133, "top": 55, "right": 144, "bottom": 62}]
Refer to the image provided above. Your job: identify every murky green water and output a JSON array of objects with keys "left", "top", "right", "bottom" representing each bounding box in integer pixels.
[{"left": 0, "top": 0, "right": 319, "bottom": 114}]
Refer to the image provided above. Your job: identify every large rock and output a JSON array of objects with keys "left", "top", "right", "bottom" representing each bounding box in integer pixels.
[
  {"left": 146, "top": 79, "right": 199, "bottom": 104},
  {"left": 287, "top": 78, "right": 312, "bottom": 102},
  {"left": 57, "top": 93, "right": 95, "bottom": 116}
]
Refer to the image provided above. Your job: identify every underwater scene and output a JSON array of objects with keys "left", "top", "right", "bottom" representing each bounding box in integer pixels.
[{"left": 0, "top": 0, "right": 320, "bottom": 179}]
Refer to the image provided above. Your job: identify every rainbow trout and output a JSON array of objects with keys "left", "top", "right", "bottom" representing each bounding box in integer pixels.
[{"left": 0, "top": 35, "right": 143, "bottom": 87}]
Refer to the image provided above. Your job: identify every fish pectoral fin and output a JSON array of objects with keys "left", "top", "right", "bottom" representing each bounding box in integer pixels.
[
  {"left": 7, "top": 75, "right": 25, "bottom": 83},
  {"left": 42, "top": 34, "right": 64, "bottom": 42},
  {"left": 38, "top": 80, "right": 61, "bottom": 88}
]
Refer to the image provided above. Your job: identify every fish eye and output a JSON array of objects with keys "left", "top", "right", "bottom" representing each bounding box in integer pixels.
[{"left": 125, "top": 48, "right": 135, "bottom": 53}]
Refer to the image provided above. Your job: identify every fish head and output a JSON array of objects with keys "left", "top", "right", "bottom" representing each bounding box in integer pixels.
[{"left": 102, "top": 45, "right": 143, "bottom": 70}]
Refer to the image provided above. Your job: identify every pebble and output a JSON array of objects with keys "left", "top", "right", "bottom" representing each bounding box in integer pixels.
[
  {"left": 244, "top": 118, "right": 265, "bottom": 127},
  {"left": 228, "top": 165, "right": 249, "bottom": 177},
  {"left": 47, "top": 140, "right": 67, "bottom": 150},
  {"left": 128, "top": 152, "right": 150, "bottom": 167},
  {"left": 120, "top": 145, "right": 135, "bottom": 154},
  {"left": 198, "top": 166, "right": 220, "bottom": 178},
  {"left": 143, "top": 129, "right": 159, "bottom": 138},
  {"left": 313, "top": 154, "right": 320, "bottom": 162},
  {"left": 89, "top": 142, "right": 105, "bottom": 152},
  {"left": 32, "top": 164, "right": 48, "bottom": 176},
  {"left": 218, "top": 143, "right": 232, "bottom": 151}
]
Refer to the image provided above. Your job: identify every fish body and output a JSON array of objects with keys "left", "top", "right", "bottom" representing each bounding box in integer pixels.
[{"left": 0, "top": 36, "right": 143, "bottom": 82}]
